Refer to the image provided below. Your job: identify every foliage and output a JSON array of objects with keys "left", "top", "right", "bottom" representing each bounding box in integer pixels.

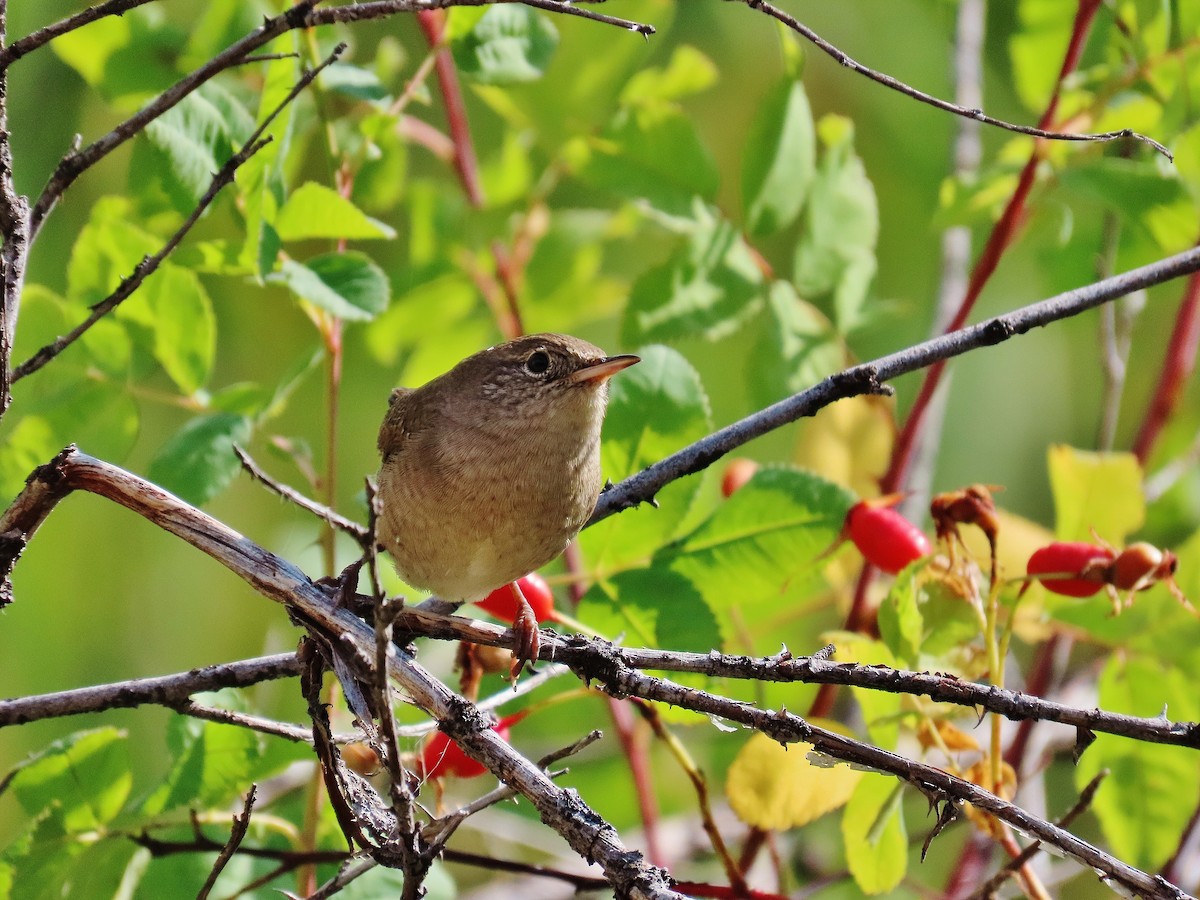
[{"left": 1, "top": 0, "right": 1200, "bottom": 897}]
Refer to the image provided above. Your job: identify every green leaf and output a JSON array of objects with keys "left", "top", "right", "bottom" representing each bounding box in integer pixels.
[
  {"left": 830, "top": 635, "right": 902, "bottom": 749},
  {"left": 67, "top": 197, "right": 161, "bottom": 306},
  {"left": 1047, "top": 445, "right": 1144, "bottom": 544},
  {"left": 842, "top": 775, "right": 907, "bottom": 894},
  {"left": 1076, "top": 656, "right": 1200, "bottom": 871},
  {"left": 276, "top": 182, "right": 397, "bottom": 241},
  {"left": 623, "top": 205, "right": 765, "bottom": 344},
  {"left": 743, "top": 79, "right": 815, "bottom": 236},
  {"left": 141, "top": 81, "right": 255, "bottom": 212},
  {"left": 449, "top": 6, "right": 559, "bottom": 85},
  {"left": 120, "top": 264, "right": 216, "bottom": 394},
  {"left": 270, "top": 252, "right": 391, "bottom": 321},
  {"left": 792, "top": 116, "right": 878, "bottom": 330},
  {"left": 620, "top": 45, "right": 718, "bottom": 106},
  {"left": 662, "top": 467, "right": 853, "bottom": 623},
  {"left": 144, "top": 692, "right": 264, "bottom": 814},
  {"left": 6, "top": 728, "right": 131, "bottom": 833},
  {"left": 148, "top": 413, "right": 252, "bottom": 506},
  {"left": 578, "top": 105, "right": 719, "bottom": 216},
  {"left": 1009, "top": 0, "right": 1077, "bottom": 112},
  {"left": 579, "top": 567, "right": 720, "bottom": 652},
  {"left": 51, "top": 10, "right": 179, "bottom": 107},
  {"left": 747, "top": 281, "right": 841, "bottom": 408},
  {"left": 238, "top": 42, "right": 298, "bottom": 279},
  {"left": 580, "top": 345, "right": 712, "bottom": 572}
]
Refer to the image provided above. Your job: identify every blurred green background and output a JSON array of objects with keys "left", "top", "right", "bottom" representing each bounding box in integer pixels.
[{"left": 2, "top": 0, "right": 1198, "bottom": 893}]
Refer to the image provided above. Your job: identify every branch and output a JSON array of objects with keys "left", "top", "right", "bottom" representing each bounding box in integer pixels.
[
  {"left": 0, "top": 447, "right": 682, "bottom": 900},
  {"left": 0, "top": 0, "right": 161, "bottom": 71},
  {"left": 13, "top": 42, "right": 347, "bottom": 382},
  {"left": 734, "top": 0, "right": 1170, "bottom": 159},
  {"left": 26, "top": 0, "right": 651, "bottom": 241},
  {"left": 197, "top": 785, "right": 258, "bottom": 900},
  {"left": 591, "top": 243, "right": 1200, "bottom": 522},
  {"left": 0, "top": 653, "right": 301, "bottom": 726},
  {"left": 0, "top": 1, "right": 29, "bottom": 418}
]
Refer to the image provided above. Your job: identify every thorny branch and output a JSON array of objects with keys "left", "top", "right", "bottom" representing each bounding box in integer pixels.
[
  {"left": 592, "top": 242, "right": 1200, "bottom": 522},
  {"left": 736, "top": 0, "right": 1171, "bottom": 159},
  {"left": 1, "top": 449, "right": 1197, "bottom": 898},
  {"left": 11, "top": 39, "right": 349, "bottom": 382}
]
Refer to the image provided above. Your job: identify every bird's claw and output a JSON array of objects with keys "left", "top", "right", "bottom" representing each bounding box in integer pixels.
[{"left": 509, "top": 602, "right": 541, "bottom": 681}]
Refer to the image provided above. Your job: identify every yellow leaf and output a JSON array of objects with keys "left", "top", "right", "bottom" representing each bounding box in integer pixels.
[
  {"left": 794, "top": 395, "right": 894, "bottom": 498},
  {"left": 726, "top": 722, "right": 863, "bottom": 830},
  {"left": 1048, "top": 445, "right": 1144, "bottom": 544},
  {"left": 917, "top": 719, "right": 981, "bottom": 753}
]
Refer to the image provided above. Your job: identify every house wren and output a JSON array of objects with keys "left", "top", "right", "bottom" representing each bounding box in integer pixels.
[{"left": 376, "top": 333, "right": 639, "bottom": 667}]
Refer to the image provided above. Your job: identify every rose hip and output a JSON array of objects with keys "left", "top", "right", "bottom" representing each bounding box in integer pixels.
[
  {"left": 476, "top": 572, "right": 556, "bottom": 623},
  {"left": 840, "top": 495, "right": 932, "bottom": 575}
]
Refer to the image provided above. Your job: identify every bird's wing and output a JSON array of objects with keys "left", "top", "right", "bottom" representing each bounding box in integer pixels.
[{"left": 377, "top": 386, "right": 417, "bottom": 459}]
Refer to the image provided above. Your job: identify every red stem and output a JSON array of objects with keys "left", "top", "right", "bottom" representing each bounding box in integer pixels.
[
  {"left": 881, "top": 0, "right": 1103, "bottom": 494},
  {"left": 416, "top": 10, "right": 484, "bottom": 208},
  {"left": 1131, "top": 258, "right": 1200, "bottom": 464},
  {"left": 608, "top": 696, "right": 665, "bottom": 867}
]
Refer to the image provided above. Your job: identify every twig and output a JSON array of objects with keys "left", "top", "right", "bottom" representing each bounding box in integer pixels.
[
  {"left": 0, "top": 447, "right": 683, "bottom": 900},
  {"left": 967, "top": 771, "right": 1108, "bottom": 900},
  {"left": 1096, "top": 215, "right": 1142, "bottom": 452},
  {"left": 13, "top": 43, "right": 348, "bottom": 382},
  {"left": 234, "top": 445, "right": 369, "bottom": 544},
  {"left": 592, "top": 243, "right": 1200, "bottom": 523},
  {"left": 734, "top": 0, "right": 1170, "bottom": 159},
  {"left": 170, "top": 699, "right": 349, "bottom": 745},
  {"left": 0, "top": 0, "right": 160, "bottom": 71},
  {"left": 197, "top": 785, "right": 258, "bottom": 900},
  {"left": 0, "top": 653, "right": 302, "bottom": 726}
]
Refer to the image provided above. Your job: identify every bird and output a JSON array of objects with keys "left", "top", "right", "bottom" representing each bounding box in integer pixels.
[{"left": 376, "top": 333, "right": 639, "bottom": 671}]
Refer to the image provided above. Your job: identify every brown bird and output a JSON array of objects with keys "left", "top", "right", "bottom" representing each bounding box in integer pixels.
[{"left": 376, "top": 333, "right": 639, "bottom": 670}]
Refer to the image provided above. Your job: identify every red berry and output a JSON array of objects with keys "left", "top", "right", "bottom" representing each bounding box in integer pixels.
[
  {"left": 721, "top": 458, "right": 759, "bottom": 498},
  {"left": 419, "top": 713, "right": 525, "bottom": 780},
  {"left": 1025, "top": 542, "right": 1113, "bottom": 597},
  {"left": 844, "top": 498, "right": 931, "bottom": 574},
  {"left": 476, "top": 573, "right": 555, "bottom": 623}
]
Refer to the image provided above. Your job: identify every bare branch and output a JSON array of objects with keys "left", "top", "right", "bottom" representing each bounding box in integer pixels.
[
  {"left": 0, "top": 1, "right": 28, "bottom": 418},
  {"left": 235, "top": 445, "right": 369, "bottom": 544},
  {"left": 591, "top": 243, "right": 1200, "bottom": 522},
  {"left": 0, "top": 1, "right": 161, "bottom": 72},
  {"left": 735, "top": 0, "right": 1171, "bottom": 160},
  {"left": 0, "top": 653, "right": 301, "bottom": 726},
  {"left": 0, "top": 447, "right": 683, "bottom": 900},
  {"left": 13, "top": 42, "right": 348, "bottom": 382},
  {"left": 197, "top": 785, "right": 258, "bottom": 900}
]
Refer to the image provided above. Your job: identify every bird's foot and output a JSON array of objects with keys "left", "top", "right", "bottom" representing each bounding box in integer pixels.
[{"left": 508, "top": 583, "right": 542, "bottom": 681}]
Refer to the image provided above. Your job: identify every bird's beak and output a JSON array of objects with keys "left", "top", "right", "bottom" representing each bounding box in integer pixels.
[{"left": 568, "top": 354, "right": 640, "bottom": 385}]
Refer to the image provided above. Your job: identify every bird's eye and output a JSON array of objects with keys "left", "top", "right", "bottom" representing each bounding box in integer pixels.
[{"left": 525, "top": 350, "right": 551, "bottom": 375}]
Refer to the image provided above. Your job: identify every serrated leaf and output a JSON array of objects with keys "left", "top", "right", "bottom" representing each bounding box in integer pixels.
[
  {"left": 238, "top": 42, "right": 298, "bottom": 279},
  {"left": 842, "top": 775, "right": 907, "bottom": 894},
  {"left": 1076, "top": 656, "right": 1200, "bottom": 871},
  {"left": 743, "top": 79, "right": 815, "bottom": 236},
  {"left": 1047, "top": 445, "right": 1144, "bottom": 544},
  {"left": 449, "top": 5, "right": 558, "bottom": 85},
  {"left": 579, "top": 568, "right": 720, "bottom": 652},
  {"left": 580, "top": 345, "right": 712, "bottom": 572},
  {"left": 6, "top": 728, "right": 131, "bottom": 833},
  {"left": 620, "top": 45, "right": 718, "bottom": 106},
  {"left": 792, "top": 116, "right": 878, "bottom": 330},
  {"left": 663, "top": 467, "right": 854, "bottom": 616},
  {"left": 67, "top": 197, "right": 160, "bottom": 306},
  {"left": 623, "top": 206, "right": 764, "bottom": 343},
  {"left": 271, "top": 252, "right": 391, "bottom": 321},
  {"left": 276, "top": 182, "right": 397, "bottom": 241},
  {"left": 142, "top": 81, "right": 255, "bottom": 212},
  {"left": 726, "top": 725, "right": 862, "bottom": 830},
  {"left": 747, "top": 281, "right": 841, "bottom": 408},
  {"left": 579, "top": 105, "right": 719, "bottom": 216},
  {"left": 148, "top": 413, "right": 252, "bottom": 506}
]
